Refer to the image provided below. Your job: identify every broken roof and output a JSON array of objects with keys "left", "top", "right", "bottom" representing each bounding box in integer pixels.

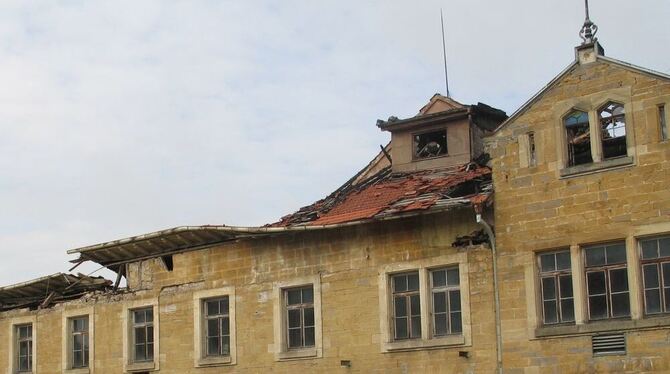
[
  {"left": 270, "top": 162, "right": 492, "bottom": 227},
  {"left": 0, "top": 273, "right": 111, "bottom": 311}
]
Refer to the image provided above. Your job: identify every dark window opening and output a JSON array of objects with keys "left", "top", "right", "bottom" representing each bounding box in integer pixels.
[
  {"left": 640, "top": 236, "right": 670, "bottom": 315},
  {"left": 538, "top": 250, "right": 574, "bottom": 325},
  {"left": 659, "top": 105, "right": 667, "bottom": 141},
  {"left": 391, "top": 272, "right": 421, "bottom": 340},
  {"left": 414, "top": 129, "right": 447, "bottom": 159},
  {"left": 161, "top": 255, "right": 174, "bottom": 271},
  {"left": 564, "top": 110, "right": 592, "bottom": 166},
  {"left": 528, "top": 132, "right": 537, "bottom": 167},
  {"left": 585, "top": 243, "right": 630, "bottom": 320},
  {"left": 285, "top": 286, "right": 315, "bottom": 349},
  {"left": 599, "top": 102, "right": 627, "bottom": 159}
]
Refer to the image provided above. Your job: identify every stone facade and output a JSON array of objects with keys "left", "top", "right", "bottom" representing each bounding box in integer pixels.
[
  {"left": 1, "top": 212, "right": 498, "bottom": 373},
  {"left": 487, "top": 42, "right": 670, "bottom": 373}
]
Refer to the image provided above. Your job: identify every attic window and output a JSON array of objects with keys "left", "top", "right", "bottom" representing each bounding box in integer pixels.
[
  {"left": 599, "top": 102, "right": 627, "bottom": 159},
  {"left": 414, "top": 129, "right": 447, "bottom": 159},
  {"left": 564, "top": 110, "right": 592, "bottom": 166}
]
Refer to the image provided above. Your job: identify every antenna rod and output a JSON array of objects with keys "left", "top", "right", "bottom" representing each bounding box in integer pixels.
[{"left": 440, "top": 8, "right": 450, "bottom": 97}]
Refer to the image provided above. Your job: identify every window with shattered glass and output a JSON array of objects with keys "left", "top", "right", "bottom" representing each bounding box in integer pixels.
[
  {"left": 599, "top": 102, "right": 627, "bottom": 159},
  {"left": 413, "top": 129, "right": 448, "bottom": 159},
  {"left": 564, "top": 110, "right": 592, "bottom": 166}
]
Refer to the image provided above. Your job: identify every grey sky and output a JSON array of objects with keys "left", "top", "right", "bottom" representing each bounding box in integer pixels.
[{"left": 1, "top": 1, "right": 668, "bottom": 285}]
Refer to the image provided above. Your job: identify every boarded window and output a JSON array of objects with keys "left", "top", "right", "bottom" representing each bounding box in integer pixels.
[
  {"left": 16, "top": 324, "right": 32, "bottom": 372},
  {"left": 640, "top": 236, "right": 670, "bottom": 315},
  {"left": 204, "top": 297, "right": 231, "bottom": 356},
  {"left": 599, "top": 102, "right": 627, "bottom": 159},
  {"left": 413, "top": 129, "right": 447, "bottom": 159},
  {"left": 391, "top": 272, "right": 421, "bottom": 340},
  {"left": 70, "top": 317, "right": 89, "bottom": 368},
  {"left": 538, "top": 250, "right": 574, "bottom": 324},
  {"left": 431, "top": 267, "right": 462, "bottom": 335},
  {"left": 132, "top": 308, "right": 154, "bottom": 362},
  {"left": 564, "top": 110, "right": 592, "bottom": 166},
  {"left": 585, "top": 243, "right": 630, "bottom": 320},
  {"left": 284, "top": 286, "right": 315, "bottom": 349}
]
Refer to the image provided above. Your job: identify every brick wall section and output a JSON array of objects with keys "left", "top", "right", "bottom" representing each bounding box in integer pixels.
[
  {"left": 0, "top": 210, "right": 498, "bottom": 373},
  {"left": 486, "top": 59, "right": 670, "bottom": 373}
]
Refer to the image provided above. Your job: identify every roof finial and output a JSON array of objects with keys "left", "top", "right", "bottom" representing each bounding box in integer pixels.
[{"left": 579, "top": 0, "right": 598, "bottom": 44}]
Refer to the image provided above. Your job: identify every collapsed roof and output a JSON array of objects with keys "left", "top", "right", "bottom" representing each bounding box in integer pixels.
[{"left": 0, "top": 273, "right": 111, "bottom": 311}]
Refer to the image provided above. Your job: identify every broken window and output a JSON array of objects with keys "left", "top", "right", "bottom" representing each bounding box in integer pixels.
[
  {"left": 132, "top": 307, "right": 154, "bottom": 362},
  {"left": 660, "top": 105, "right": 668, "bottom": 141},
  {"left": 204, "top": 297, "right": 230, "bottom": 357},
  {"left": 431, "top": 267, "right": 462, "bottom": 335},
  {"left": 564, "top": 110, "right": 592, "bottom": 166},
  {"left": 585, "top": 242, "right": 630, "bottom": 320},
  {"left": 538, "top": 250, "right": 574, "bottom": 324},
  {"left": 414, "top": 129, "right": 447, "bottom": 159},
  {"left": 285, "top": 286, "right": 315, "bottom": 349},
  {"left": 16, "top": 324, "right": 32, "bottom": 372},
  {"left": 640, "top": 236, "right": 670, "bottom": 315},
  {"left": 599, "top": 102, "right": 627, "bottom": 159},
  {"left": 391, "top": 272, "right": 421, "bottom": 340},
  {"left": 70, "top": 316, "right": 89, "bottom": 368}
]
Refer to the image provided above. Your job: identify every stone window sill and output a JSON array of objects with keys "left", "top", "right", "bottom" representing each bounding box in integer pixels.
[
  {"left": 64, "top": 368, "right": 90, "bottom": 374},
  {"left": 560, "top": 156, "right": 634, "bottom": 178},
  {"left": 125, "top": 361, "right": 155, "bottom": 373},
  {"left": 276, "top": 347, "right": 318, "bottom": 361},
  {"left": 382, "top": 334, "right": 466, "bottom": 352},
  {"left": 196, "top": 355, "right": 232, "bottom": 367},
  {"left": 535, "top": 315, "right": 670, "bottom": 338}
]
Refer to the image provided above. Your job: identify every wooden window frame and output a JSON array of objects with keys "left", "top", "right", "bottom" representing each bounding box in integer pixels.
[
  {"left": 390, "top": 272, "right": 421, "bottom": 340},
  {"left": 639, "top": 236, "right": 670, "bottom": 315},
  {"left": 284, "top": 286, "right": 316, "bottom": 350},
  {"left": 537, "top": 250, "right": 575, "bottom": 325},
  {"left": 430, "top": 267, "right": 462, "bottom": 336},
  {"left": 584, "top": 243, "right": 630, "bottom": 321},
  {"left": 193, "top": 287, "right": 237, "bottom": 367}
]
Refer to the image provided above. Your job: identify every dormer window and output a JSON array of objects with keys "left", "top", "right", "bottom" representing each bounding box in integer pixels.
[
  {"left": 564, "top": 110, "right": 592, "bottom": 166},
  {"left": 413, "top": 129, "right": 447, "bottom": 159},
  {"left": 599, "top": 102, "right": 627, "bottom": 159}
]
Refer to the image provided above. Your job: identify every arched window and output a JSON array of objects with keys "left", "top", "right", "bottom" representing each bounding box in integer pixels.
[
  {"left": 599, "top": 102, "right": 627, "bottom": 159},
  {"left": 564, "top": 110, "right": 592, "bottom": 166}
]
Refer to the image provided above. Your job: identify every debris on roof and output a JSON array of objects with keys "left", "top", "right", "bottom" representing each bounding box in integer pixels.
[
  {"left": 270, "top": 160, "right": 493, "bottom": 227},
  {"left": 453, "top": 229, "right": 490, "bottom": 247},
  {"left": 0, "top": 273, "right": 112, "bottom": 311}
]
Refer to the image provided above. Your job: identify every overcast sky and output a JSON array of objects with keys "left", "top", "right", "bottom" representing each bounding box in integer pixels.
[{"left": 1, "top": 1, "right": 668, "bottom": 286}]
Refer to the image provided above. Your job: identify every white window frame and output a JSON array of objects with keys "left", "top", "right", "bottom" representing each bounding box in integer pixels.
[
  {"left": 272, "top": 275, "right": 323, "bottom": 361},
  {"left": 193, "top": 286, "right": 237, "bottom": 367},
  {"left": 62, "top": 307, "right": 94, "bottom": 374},
  {"left": 122, "top": 299, "right": 159, "bottom": 373},
  {"left": 7, "top": 315, "right": 37, "bottom": 374},
  {"left": 378, "top": 252, "right": 471, "bottom": 352}
]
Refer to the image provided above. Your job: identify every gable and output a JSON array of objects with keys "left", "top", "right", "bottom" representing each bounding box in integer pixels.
[{"left": 418, "top": 94, "right": 465, "bottom": 115}]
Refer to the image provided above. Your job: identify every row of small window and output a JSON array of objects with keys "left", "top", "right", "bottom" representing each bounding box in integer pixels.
[{"left": 538, "top": 236, "right": 670, "bottom": 325}]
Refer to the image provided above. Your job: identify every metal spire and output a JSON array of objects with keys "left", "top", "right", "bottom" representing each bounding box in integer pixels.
[
  {"left": 440, "top": 8, "right": 450, "bottom": 97},
  {"left": 579, "top": 0, "right": 598, "bottom": 44}
]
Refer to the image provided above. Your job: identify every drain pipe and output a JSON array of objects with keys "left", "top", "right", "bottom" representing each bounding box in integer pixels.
[{"left": 476, "top": 211, "right": 503, "bottom": 374}]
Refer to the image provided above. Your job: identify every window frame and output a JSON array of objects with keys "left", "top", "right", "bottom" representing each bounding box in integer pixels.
[
  {"left": 583, "top": 242, "right": 631, "bottom": 321},
  {"left": 62, "top": 307, "right": 94, "bottom": 374},
  {"left": 122, "top": 299, "right": 159, "bottom": 373},
  {"left": 378, "top": 253, "right": 471, "bottom": 353},
  {"left": 8, "top": 315, "right": 37, "bottom": 374},
  {"left": 537, "top": 249, "right": 575, "bottom": 326},
  {"left": 411, "top": 127, "right": 449, "bottom": 160},
  {"left": 272, "top": 275, "right": 323, "bottom": 361},
  {"left": 193, "top": 287, "right": 237, "bottom": 367},
  {"left": 639, "top": 235, "right": 670, "bottom": 316},
  {"left": 597, "top": 101, "right": 628, "bottom": 160},
  {"left": 429, "top": 266, "right": 463, "bottom": 337}
]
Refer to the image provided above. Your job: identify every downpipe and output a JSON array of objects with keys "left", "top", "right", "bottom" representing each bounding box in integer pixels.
[{"left": 476, "top": 213, "right": 503, "bottom": 374}]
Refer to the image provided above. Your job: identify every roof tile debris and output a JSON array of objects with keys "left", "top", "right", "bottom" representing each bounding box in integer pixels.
[{"left": 270, "top": 161, "right": 492, "bottom": 227}]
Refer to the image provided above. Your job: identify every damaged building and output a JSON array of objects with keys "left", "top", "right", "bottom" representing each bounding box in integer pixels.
[{"left": 2, "top": 9, "right": 670, "bottom": 374}]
